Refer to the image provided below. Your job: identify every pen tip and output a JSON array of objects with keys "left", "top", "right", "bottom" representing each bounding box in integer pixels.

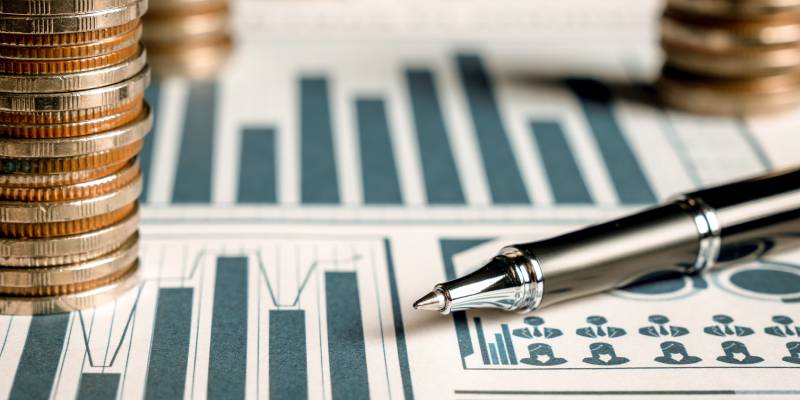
[{"left": 413, "top": 290, "right": 446, "bottom": 312}]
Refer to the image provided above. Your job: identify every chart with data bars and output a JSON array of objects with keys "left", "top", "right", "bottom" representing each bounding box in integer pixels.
[
  {"left": 0, "top": 231, "right": 411, "bottom": 400},
  {"left": 138, "top": 49, "right": 774, "bottom": 213}
]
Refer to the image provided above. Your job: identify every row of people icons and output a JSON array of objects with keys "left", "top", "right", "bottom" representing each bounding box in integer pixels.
[
  {"left": 511, "top": 314, "right": 799, "bottom": 340},
  {"left": 515, "top": 341, "right": 800, "bottom": 367}
]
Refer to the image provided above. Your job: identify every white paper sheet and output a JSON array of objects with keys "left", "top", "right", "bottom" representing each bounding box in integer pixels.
[{"left": 1, "top": 1, "right": 800, "bottom": 399}]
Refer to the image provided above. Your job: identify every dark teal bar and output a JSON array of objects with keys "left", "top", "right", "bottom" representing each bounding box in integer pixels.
[
  {"left": 77, "top": 374, "right": 120, "bottom": 400},
  {"left": 456, "top": 54, "right": 529, "bottom": 204},
  {"left": 495, "top": 334, "right": 509, "bottom": 365},
  {"left": 501, "top": 324, "right": 517, "bottom": 365},
  {"left": 325, "top": 272, "right": 369, "bottom": 400},
  {"left": 530, "top": 120, "right": 593, "bottom": 204},
  {"left": 564, "top": 78, "right": 656, "bottom": 204},
  {"left": 356, "top": 98, "right": 403, "bottom": 204},
  {"left": 9, "top": 314, "right": 69, "bottom": 400},
  {"left": 145, "top": 288, "right": 193, "bottom": 400},
  {"left": 208, "top": 257, "right": 248, "bottom": 399},
  {"left": 383, "top": 239, "right": 415, "bottom": 400},
  {"left": 173, "top": 81, "right": 216, "bottom": 203},
  {"left": 301, "top": 78, "right": 339, "bottom": 204},
  {"left": 269, "top": 310, "right": 308, "bottom": 399},
  {"left": 489, "top": 344, "right": 499, "bottom": 365},
  {"left": 238, "top": 127, "right": 277, "bottom": 203},
  {"left": 141, "top": 82, "right": 159, "bottom": 203},
  {"left": 405, "top": 69, "right": 465, "bottom": 204},
  {"left": 474, "top": 317, "right": 490, "bottom": 365}
]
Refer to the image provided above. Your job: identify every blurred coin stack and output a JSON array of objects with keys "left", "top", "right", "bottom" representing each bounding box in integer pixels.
[
  {"left": 143, "top": 0, "right": 232, "bottom": 79},
  {"left": 0, "top": 0, "right": 150, "bottom": 314},
  {"left": 659, "top": 0, "right": 800, "bottom": 115}
]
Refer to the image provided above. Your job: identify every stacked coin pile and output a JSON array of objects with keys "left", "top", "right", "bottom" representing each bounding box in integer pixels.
[
  {"left": 658, "top": 0, "right": 800, "bottom": 115},
  {"left": 0, "top": 0, "right": 150, "bottom": 314},
  {"left": 143, "top": 0, "right": 231, "bottom": 79}
]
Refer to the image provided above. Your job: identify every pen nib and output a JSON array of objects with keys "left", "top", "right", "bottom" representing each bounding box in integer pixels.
[{"left": 413, "top": 290, "right": 446, "bottom": 312}]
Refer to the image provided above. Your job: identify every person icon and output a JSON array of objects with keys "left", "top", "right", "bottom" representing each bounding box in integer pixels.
[
  {"left": 654, "top": 341, "right": 702, "bottom": 365},
  {"left": 783, "top": 342, "right": 800, "bottom": 364},
  {"left": 582, "top": 342, "right": 629, "bottom": 366},
  {"left": 639, "top": 315, "right": 689, "bottom": 338},
  {"left": 716, "top": 341, "right": 763, "bottom": 365},
  {"left": 513, "top": 316, "right": 563, "bottom": 340},
  {"left": 577, "top": 316, "right": 626, "bottom": 339},
  {"left": 704, "top": 315, "right": 754, "bottom": 337},
  {"left": 765, "top": 316, "right": 798, "bottom": 338},
  {"left": 519, "top": 343, "right": 567, "bottom": 366}
]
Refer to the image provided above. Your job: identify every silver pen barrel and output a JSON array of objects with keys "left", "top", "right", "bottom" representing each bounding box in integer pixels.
[{"left": 418, "top": 167, "right": 800, "bottom": 314}]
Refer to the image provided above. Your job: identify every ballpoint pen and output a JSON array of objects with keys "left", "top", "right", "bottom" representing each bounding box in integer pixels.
[{"left": 413, "top": 166, "right": 800, "bottom": 314}]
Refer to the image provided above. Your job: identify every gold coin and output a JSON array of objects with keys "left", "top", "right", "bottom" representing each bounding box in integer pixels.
[
  {"left": 0, "top": 100, "right": 142, "bottom": 138},
  {"left": 0, "top": 23, "right": 142, "bottom": 60},
  {"left": 0, "top": 42, "right": 139, "bottom": 75},
  {"left": 0, "top": 202, "right": 136, "bottom": 238},
  {"left": 143, "top": 3, "right": 230, "bottom": 45},
  {"left": 0, "top": 236, "right": 138, "bottom": 296},
  {"left": 658, "top": 66, "right": 800, "bottom": 115},
  {"left": 0, "top": 94, "right": 142, "bottom": 124},
  {"left": 663, "top": 38, "right": 800, "bottom": 76},
  {"left": 667, "top": 0, "right": 800, "bottom": 17},
  {"left": 0, "top": 20, "right": 140, "bottom": 47},
  {"left": 0, "top": 260, "right": 140, "bottom": 315},
  {"left": 148, "top": 35, "right": 232, "bottom": 79},
  {"left": 0, "top": 158, "right": 139, "bottom": 202},
  {"left": 0, "top": 139, "right": 141, "bottom": 174},
  {"left": 662, "top": 8, "right": 800, "bottom": 48},
  {"left": 0, "top": 161, "right": 125, "bottom": 188}
]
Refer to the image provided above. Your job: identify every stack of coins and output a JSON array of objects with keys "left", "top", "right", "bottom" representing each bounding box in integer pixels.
[
  {"left": 658, "top": 0, "right": 800, "bottom": 115},
  {"left": 0, "top": 0, "right": 150, "bottom": 314},
  {"left": 143, "top": 0, "right": 231, "bottom": 79}
]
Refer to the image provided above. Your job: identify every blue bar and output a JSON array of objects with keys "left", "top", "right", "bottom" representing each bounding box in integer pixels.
[
  {"left": 383, "top": 239, "right": 415, "bottom": 400},
  {"left": 495, "top": 334, "right": 509, "bottom": 365},
  {"left": 488, "top": 344, "right": 500, "bottom": 365},
  {"left": 238, "top": 127, "right": 277, "bottom": 203},
  {"left": 456, "top": 54, "right": 529, "bottom": 204},
  {"left": 405, "top": 69, "right": 465, "bottom": 204},
  {"left": 145, "top": 288, "right": 193, "bottom": 400},
  {"left": 9, "top": 314, "right": 69, "bottom": 400},
  {"left": 141, "top": 82, "right": 160, "bottom": 203},
  {"left": 269, "top": 310, "right": 307, "bottom": 399},
  {"left": 208, "top": 257, "right": 248, "bottom": 399},
  {"left": 301, "top": 78, "right": 339, "bottom": 204},
  {"left": 356, "top": 98, "right": 403, "bottom": 204},
  {"left": 530, "top": 120, "right": 593, "bottom": 204},
  {"left": 173, "top": 81, "right": 216, "bottom": 203},
  {"left": 473, "top": 317, "right": 490, "bottom": 365},
  {"left": 77, "top": 374, "right": 120, "bottom": 400},
  {"left": 501, "top": 324, "right": 517, "bottom": 365},
  {"left": 325, "top": 272, "right": 369, "bottom": 400},
  {"left": 564, "top": 78, "right": 656, "bottom": 204}
]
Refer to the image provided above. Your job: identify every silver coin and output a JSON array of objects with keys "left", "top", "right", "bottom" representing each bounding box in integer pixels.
[
  {"left": 0, "top": 48, "right": 146, "bottom": 93},
  {"left": 0, "top": 2, "right": 147, "bottom": 34},
  {"left": 0, "top": 0, "right": 140, "bottom": 16},
  {"left": 0, "top": 103, "right": 149, "bottom": 158},
  {"left": 0, "top": 233, "right": 137, "bottom": 289},
  {"left": 0, "top": 162, "right": 121, "bottom": 186},
  {"left": 0, "top": 261, "right": 140, "bottom": 315},
  {"left": 0, "top": 65, "right": 148, "bottom": 112},
  {"left": 0, "top": 209, "right": 138, "bottom": 262},
  {"left": 0, "top": 175, "right": 141, "bottom": 223}
]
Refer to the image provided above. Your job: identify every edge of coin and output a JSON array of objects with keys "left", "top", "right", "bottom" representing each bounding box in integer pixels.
[
  {"left": 0, "top": 260, "right": 140, "bottom": 315},
  {"left": 0, "top": 1, "right": 148, "bottom": 35}
]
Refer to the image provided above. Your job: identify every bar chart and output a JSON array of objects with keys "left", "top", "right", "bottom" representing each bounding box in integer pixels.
[
  {"left": 139, "top": 51, "right": 772, "bottom": 211},
  {"left": 0, "top": 231, "right": 411, "bottom": 400}
]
